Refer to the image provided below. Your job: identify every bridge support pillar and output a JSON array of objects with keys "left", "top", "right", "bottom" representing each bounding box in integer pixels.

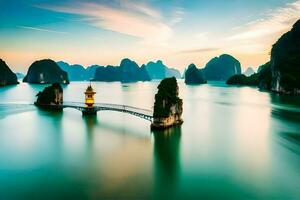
[{"left": 82, "top": 107, "right": 97, "bottom": 115}]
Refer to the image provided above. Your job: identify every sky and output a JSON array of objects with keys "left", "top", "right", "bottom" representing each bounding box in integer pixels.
[{"left": 0, "top": 0, "right": 300, "bottom": 73}]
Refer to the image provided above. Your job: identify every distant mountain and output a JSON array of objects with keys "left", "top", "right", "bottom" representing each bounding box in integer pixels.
[
  {"left": 15, "top": 72, "right": 25, "bottom": 79},
  {"left": 24, "top": 59, "right": 69, "bottom": 84},
  {"left": 243, "top": 67, "right": 255, "bottom": 77},
  {"left": 94, "top": 58, "right": 151, "bottom": 82},
  {"left": 0, "top": 59, "right": 18, "bottom": 86},
  {"left": 204, "top": 54, "right": 241, "bottom": 81},
  {"left": 184, "top": 64, "right": 207, "bottom": 85},
  {"left": 144, "top": 60, "right": 181, "bottom": 79},
  {"left": 86, "top": 65, "right": 102, "bottom": 80},
  {"left": 57, "top": 62, "right": 102, "bottom": 81},
  {"left": 57, "top": 61, "right": 86, "bottom": 81}
]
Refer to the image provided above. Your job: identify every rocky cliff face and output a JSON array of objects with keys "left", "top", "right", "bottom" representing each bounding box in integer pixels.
[
  {"left": 152, "top": 77, "right": 183, "bottom": 129},
  {"left": 184, "top": 63, "right": 207, "bottom": 84},
  {"left": 204, "top": 54, "right": 241, "bottom": 81},
  {"left": 94, "top": 58, "right": 151, "bottom": 82},
  {"left": 35, "top": 83, "right": 63, "bottom": 106},
  {"left": 24, "top": 59, "right": 69, "bottom": 84},
  {"left": 144, "top": 60, "right": 181, "bottom": 79},
  {"left": 269, "top": 19, "right": 300, "bottom": 94},
  {"left": 0, "top": 59, "right": 18, "bottom": 86}
]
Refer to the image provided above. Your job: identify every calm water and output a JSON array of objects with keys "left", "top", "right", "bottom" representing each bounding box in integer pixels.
[{"left": 0, "top": 81, "right": 300, "bottom": 199}]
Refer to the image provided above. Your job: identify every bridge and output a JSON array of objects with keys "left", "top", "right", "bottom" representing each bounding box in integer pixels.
[
  {"left": 52, "top": 102, "right": 154, "bottom": 122},
  {"left": 34, "top": 84, "right": 154, "bottom": 122}
]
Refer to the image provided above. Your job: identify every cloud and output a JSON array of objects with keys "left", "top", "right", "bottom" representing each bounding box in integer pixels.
[
  {"left": 177, "top": 47, "right": 219, "bottom": 54},
  {"left": 36, "top": 1, "right": 173, "bottom": 45},
  {"left": 170, "top": 7, "right": 185, "bottom": 25},
  {"left": 228, "top": 1, "right": 300, "bottom": 41},
  {"left": 18, "top": 26, "right": 68, "bottom": 34}
]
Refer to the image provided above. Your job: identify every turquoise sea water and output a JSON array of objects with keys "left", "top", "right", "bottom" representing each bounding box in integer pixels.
[{"left": 0, "top": 81, "right": 300, "bottom": 199}]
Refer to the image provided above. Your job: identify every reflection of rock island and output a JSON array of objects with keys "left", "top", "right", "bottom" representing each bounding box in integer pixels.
[
  {"left": 151, "top": 77, "right": 183, "bottom": 129},
  {"left": 153, "top": 126, "right": 181, "bottom": 197}
]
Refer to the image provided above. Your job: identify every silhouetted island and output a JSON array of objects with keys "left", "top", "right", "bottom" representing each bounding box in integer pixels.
[
  {"left": 152, "top": 77, "right": 183, "bottom": 129},
  {"left": 35, "top": 83, "right": 63, "bottom": 107},
  {"left": 144, "top": 60, "right": 181, "bottom": 79},
  {"left": 24, "top": 59, "right": 69, "bottom": 84},
  {"left": 94, "top": 58, "right": 150, "bottom": 82},
  {"left": 184, "top": 63, "right": 207, "bottom": 84},
  {"left": 204, "top": 54, "right": 241, "bottom": 81},
  {"left": 0, "top": 59, "right": 18, "bottom": 86}
]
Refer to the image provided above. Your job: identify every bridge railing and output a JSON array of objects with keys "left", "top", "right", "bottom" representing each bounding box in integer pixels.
[{"left": 62, "top": 102, "right": 153, "bottom": 117}]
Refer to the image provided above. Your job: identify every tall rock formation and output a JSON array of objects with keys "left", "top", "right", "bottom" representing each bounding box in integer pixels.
[
  {"left": 269, "top": 19, "right": 300, "bottom": 94},
  {"left": 24, "top": 59, "right": 69, "bottom": 84},
  {"left": 0, "top": 59, "right": 18, "bottom": 86},
  {"left": 204, "top": 54, "right": 241, "bottom": 81},
  {"left": 151, "top": 77, "right": 183, "bottom": 129},
  {"left": 184, "top": 64, "right": 207, "bottom": 84}
]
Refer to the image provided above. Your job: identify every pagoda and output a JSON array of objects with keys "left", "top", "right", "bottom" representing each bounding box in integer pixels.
[{"left": 85, "top": 84, "right": 96, "bottom": 107}]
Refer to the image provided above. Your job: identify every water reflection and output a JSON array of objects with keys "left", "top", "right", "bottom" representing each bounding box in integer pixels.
[
  {"left": 83, "top": 115, "right": 98, "bottom": 139},
  {"left": 270, "top": 94, "right": 300, "bottom": 123},
  {"left": 269, "top": 94, "right": 300, "bottom": 152},
  {"left": 152, "top": 126, "right": 181, "bottom": 198}
]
